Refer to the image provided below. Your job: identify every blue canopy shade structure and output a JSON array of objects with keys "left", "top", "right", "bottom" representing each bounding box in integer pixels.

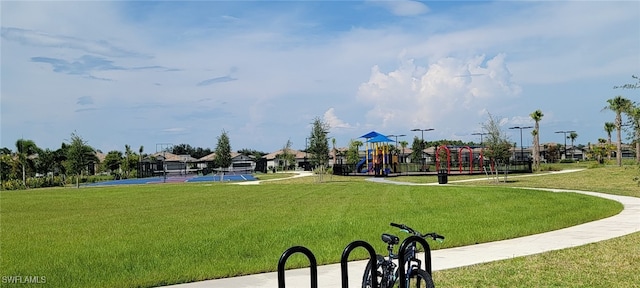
[
  {"left": 360, "top": 131, "right": 384, "bottom": 139},
  {"left": 360, "top": 131, "right": 393, "bottom": 142},
  {"left": 368, "top": 134, "right": 394, "bottom": 143}
]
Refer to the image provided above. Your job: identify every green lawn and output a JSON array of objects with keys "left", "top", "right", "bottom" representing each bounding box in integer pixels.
[
  {"left": 432, "top": 163, "right": 640, "bottom": 287},
  {"left": 0, "top": 179, "right": 623, "bottom": 288},
  {"left": 433, "top": 232, "right": 640, "bottom": 287}
]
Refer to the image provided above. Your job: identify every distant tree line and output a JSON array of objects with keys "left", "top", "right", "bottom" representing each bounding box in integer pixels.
[{"left": 1, "top": 130, "right": 267, "bottom": 190}]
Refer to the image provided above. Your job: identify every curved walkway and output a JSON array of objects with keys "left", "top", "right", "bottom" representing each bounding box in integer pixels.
[{"left": 165, "top": 170, "right": 640, "bottom": 288}]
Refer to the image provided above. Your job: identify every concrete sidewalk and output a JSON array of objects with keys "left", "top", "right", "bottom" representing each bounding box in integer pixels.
[{"left": 165, "top": 178, "right": 640, "bottom": 287}]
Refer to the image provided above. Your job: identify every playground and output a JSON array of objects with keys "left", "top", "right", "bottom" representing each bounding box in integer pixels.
[{"left": 339, "top": 131, "right": 531, "bottom": 178}]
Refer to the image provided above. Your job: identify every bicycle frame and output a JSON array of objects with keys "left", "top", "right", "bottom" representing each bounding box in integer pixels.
[
  {"left": 379, "top": 240, "right": 424, "bottom": 287},
  {"left": 363, "top": 223, "right": 443, "bottom": 288}
]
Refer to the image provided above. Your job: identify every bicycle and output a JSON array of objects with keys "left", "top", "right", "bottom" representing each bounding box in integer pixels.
[{"left": 362, "top": 223, "right": 444, "bottom": 288}]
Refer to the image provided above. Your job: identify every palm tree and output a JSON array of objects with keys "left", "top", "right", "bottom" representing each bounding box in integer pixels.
[
  {"left": 138, "top": 145, "right": 144, "bottom": 178},
  {"left": 568, "top": 132, "right": 578, "bottom": 161},
  {"left": 15, "top": 139, "right": 39, "bottom": 187},
  {"left": 529, "top": 109, "right": 544, "bottom": 170},
  {"left": 603, "top": 96, "right": 632, "bottom": 166},
  {"left": 604, "top": 122, "right": 615, "bottom": 160},
  {"left": 399, "top": 140, "right": 409, "bottom": 163},
  {"left": 331, "top": 138, "right": 337, "bottom": 167}
]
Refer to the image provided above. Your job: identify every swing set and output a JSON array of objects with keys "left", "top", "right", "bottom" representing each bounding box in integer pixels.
[{"left": 435, "top": 145, "right": 490, "bottom": 174}]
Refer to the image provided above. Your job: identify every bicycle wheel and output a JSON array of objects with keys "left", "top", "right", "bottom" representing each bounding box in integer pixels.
[
  {"left": 362, "top": 255, "right": 385, "bottom": 288},
  {"left": 406, "top": 269, "right": 435, "bottom": 288}
]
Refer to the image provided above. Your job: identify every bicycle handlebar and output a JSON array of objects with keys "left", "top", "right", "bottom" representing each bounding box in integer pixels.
[{"left": 390, "top": 222, "right": 445, "bottom": 242}]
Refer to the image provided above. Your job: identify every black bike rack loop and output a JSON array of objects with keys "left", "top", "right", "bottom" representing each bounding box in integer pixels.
[
  {"left": 277, "top": 246, "right": 318, "bottom": 288},
  {"left": 397, "top": 235, "right": 432, "bottom": 288},
  {"left": 340, "top": 240, "right": 379, "bottom": 288}
]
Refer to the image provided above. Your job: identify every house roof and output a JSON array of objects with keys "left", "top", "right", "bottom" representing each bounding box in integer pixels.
[
  {"left": 263, "top": 149, "right": 302, "bottom": 160},
  {"left": 150, "top": 152, "right": 198, "bottom": 162},
  {"left": 198, "top": 152, "right": 254, "bottom": 162}
]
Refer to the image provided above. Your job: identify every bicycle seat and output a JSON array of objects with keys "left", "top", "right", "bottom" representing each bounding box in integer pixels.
[{"left": 381, "top": 233, "right": 399, "bottom": 245}]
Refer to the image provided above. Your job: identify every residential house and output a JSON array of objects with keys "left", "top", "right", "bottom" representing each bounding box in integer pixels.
[
  {"left": 262, "top": 149, "right": 308, "bottom": 172},
  {"left": 197, "top": 152, "right": 257, "bottom": 174},
  {"left": 149, "top": 152, "right": 198, "bottom": 175}
]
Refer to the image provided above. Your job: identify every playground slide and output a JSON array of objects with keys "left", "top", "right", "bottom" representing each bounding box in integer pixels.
[{"left": 356, "top": 156, "right": 373, "bottom": 173}]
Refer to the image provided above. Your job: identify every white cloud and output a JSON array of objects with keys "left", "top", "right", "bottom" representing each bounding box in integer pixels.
[
  {"left": 357, "top": 54, "right": 521, "bottom": 135},
  {"left": 1, "top": 1, "right": 637, "bottom": 151},
  {"left": 323, "top": 108, "right": 355, "bottom": 130}
]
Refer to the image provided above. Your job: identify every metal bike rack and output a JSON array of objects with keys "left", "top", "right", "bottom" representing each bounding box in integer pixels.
[
  {"left": 340, "top": 240, "right": 379, "bottom": 288},
  {"left": 277, "top": 240, "right": 379, "bottom": 288},
  {"left": 397, "top": 235, "right": 432, "bottom": 288},
  {"left": 277, "top": 246, "right": 318, "bottom": 288}
]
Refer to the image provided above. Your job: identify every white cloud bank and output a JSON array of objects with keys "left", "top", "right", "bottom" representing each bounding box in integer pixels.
[{"left": 357, "top": 54, "right": 521, "bottom": 135}]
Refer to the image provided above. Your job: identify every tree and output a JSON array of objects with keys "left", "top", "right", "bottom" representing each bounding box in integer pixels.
[
  {"left": 604, "top": 122, "right": 615, "bottom": 161},
  {"left": 529, "top": 109, "right": 544, "bottom": 171},
  {"left": 546, "top": 144, "right": 560, "bottom": 163},
  {"left": 603, "top": 96, "right": 633, "bottom": 166},
  {"left": 35, "top": 148, "right": 58, "bottom": 185},
  {"left": 568, "top": 132, "right": 578, "bottom": 161},
  {"left": 278, "top": 139, "right": 295, "bottom": 171},
  {"left": 1, "top": 148, "right": 15, "bottom": 183},
  {"left": 399, "top": 140, "right": 409, "bottom": 164},
  {"left": 138, "top": 145, "right": 144, "bottom": 177},
  {"left": 589, "top": 139, "right": 608, "bottom": 164},
  {"left": 482, "top": 113, "right": 512, "bottom": 182},
  {"left": 103, "top": 150, "right": 123, "bottom": 175},
  {"left": 213, "top": 130, "right": 232, "bottom": 170},
  {"left": 172, "top": 143, "right": 194, "bottom": 156},
  {"left": 331, "top": 138, "right": 337, "bottom": 167},
  {"left": 625, "top": 104, "right": 640, "bottom": 164},
  {"left": 122, "top": 144, "right": 138, "bottom": 178},
  {"left": 346, "top": 139, "right": 362, "bottom": 165},
  {"left": 613, "top": 74, "right": 640, "bottom": 90},
  {"left": 15, "top": 139, "right": 39, "bottom": 187},
  {"left": 308, "top": 117, "right": 330, "bottom": 168},
  {"left": 53, "top": 143, "right": 68, "bottom": 176},
  {"left": 237, "top": 148, "right": 266, "bottom": 159},
  {"left": 410, "top": 136, "right": 423, "bottom": 164},
  {"left": 66, "top": 132, "right": 97, "bottom": 188}
]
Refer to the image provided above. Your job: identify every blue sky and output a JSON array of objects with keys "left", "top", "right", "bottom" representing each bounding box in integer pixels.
[{"left": 2, "top": 1, "right": 639, "bottom": 154}]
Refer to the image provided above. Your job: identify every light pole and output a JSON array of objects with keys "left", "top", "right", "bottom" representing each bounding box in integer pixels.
[
  {"left": 304, "top": 137, "right": 310, "bottom": 171},
  {"left": 386, "top": 134, "right": 406, "bottom": 154},
  {"left": 387, "top": 134, "right": 405, "bottom": 173},
  {"left": 509, "top": 126, "right": 532, "bottom": 161},
  {"left": 156, "top": 143, "right": 172, "bottom": 183},
  {"left": 411, "top": 128, "right": 434, "bottom": 170},
  {"left": 555, "top": 130, "right": 575, "bottom": 160},
  {"left": 471, "top": 132, "right": 488, "bottom": 147}
]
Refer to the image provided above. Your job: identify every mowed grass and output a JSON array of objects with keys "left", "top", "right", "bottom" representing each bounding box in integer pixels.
[
  {"left": 395, "top": 164, "right": 639, "bottom": 198},
  {"left": 433, "top": 232, "right": 640, "bottom": 287},
  {"left": 432, "top": 164, "right": 640, "bottom": 287},
  {"left": 0, "top": 181, "right": 622, "bottom": 288}
]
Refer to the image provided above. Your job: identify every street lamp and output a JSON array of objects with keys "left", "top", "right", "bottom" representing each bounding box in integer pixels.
[
  {"left": 471, "top": 132, "right": 488, "bottom": 147},
  {"left": 555, "top": 130, "right": 576, "bottom": 160},
  {"left": 509, "top": 126, "right": 532, "bottom": 161},
  {"left": 411, "top": 128, "right": 434, "bottom": 170},
  {"left": 156, "top": 143, "right": 173, "bottom": 183},
  {"left": 387, "top": 134, "right": 406, "bottom": 169},
  {"left": 386, "top": 134, "right": 406, "bottom": 154}
]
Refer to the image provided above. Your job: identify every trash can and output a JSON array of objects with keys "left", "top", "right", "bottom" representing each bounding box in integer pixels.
[{"left": 437, "top": 169, "right": 448, "bottom": 184}]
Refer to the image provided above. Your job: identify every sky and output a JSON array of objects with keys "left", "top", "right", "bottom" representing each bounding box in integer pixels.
[{"left": 2, "top": 0, "right": 639, "bottom": 154}]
